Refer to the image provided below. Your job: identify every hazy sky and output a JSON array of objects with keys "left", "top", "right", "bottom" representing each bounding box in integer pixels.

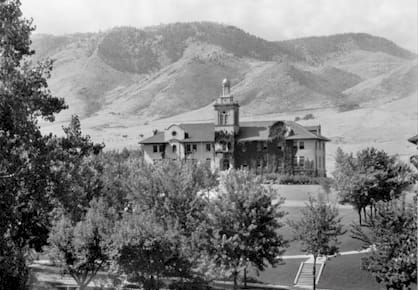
[{"left": 21, "top": 0, "right": 417, "bottom": 51}]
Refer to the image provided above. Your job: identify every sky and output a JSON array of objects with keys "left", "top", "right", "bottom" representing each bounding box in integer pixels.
[{"left": 21, "top": 0, "right": 417, "bottom": 51}]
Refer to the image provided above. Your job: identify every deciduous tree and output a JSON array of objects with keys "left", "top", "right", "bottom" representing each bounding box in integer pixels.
[
  {"left": 289, "top": 196, "right": 345, "bottom": 290},
  {"left": 333, "top": 147, "right": 415, "bottom": 224},
  {"left": 352, "top": 199, "right": 417, "bottom": 290},
  {"left": 48, "top": 198, "right": 117, "bottom": 290},
  {"left": 0, "top": 0, "right": 66, "bottom": 287},
  {"left": 209, "top": 169, "right": 287, "bottom": 289}
]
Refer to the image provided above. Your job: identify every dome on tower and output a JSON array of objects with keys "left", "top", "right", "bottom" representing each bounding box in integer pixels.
[{"left": 222, "top": 78, "right": 230, "bottom": 87}]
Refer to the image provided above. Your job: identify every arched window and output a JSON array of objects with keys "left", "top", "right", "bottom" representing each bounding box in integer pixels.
[
  {"left": 172, "top": 144, "right": 177, "bottom": 153},
  {"left": 221, "top": 111, "right": 229, "bottom": 125}
]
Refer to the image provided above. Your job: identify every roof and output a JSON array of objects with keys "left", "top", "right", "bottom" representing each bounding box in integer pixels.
[
  {"left": 237, "top": 121, "right": 275, "bottom": 142},
  {"left": 140, "top": 123, "right": 214, "bottom": 144},
  {"left": 285, "top": 121, "right": 330, "bottom": 141},
  {"left": 179, "top": 123, "right": 214, "bottom": 142},
  {"left": 237, "top": 120, "right": 330, "bottom": 142},
  {"left": 140, "top": 131, "right": 165, "bottom": 144},
  {"left": 408, "top": 135, "right": 418, "bottom": 145},
  {"left": 140, "top": 120, "right": 329, "bottom": 144}
]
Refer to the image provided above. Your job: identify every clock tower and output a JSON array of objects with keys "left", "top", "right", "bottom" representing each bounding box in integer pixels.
[{"left": 213, "top": 78, "right": 239, "bottom": 170}]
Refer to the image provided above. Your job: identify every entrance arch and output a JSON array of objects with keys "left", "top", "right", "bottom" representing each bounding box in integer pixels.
[{"left": 222, "top": 158, "right": 230, "bottom": 170}]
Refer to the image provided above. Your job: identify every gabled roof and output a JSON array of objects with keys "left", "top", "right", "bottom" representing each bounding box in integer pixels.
[
  {"left": 237, "top": 121, "right": 275, "bottom": 142},
  {"left": 178, "top": 123, "right": 214, "bottom": 142},
  {"left": 140, "top": 120, "right": 329, "bottom": 144},
  {"left": 140, "top": 123, "right": 214, "bottom": 144},
  {"left": 140, "top": 131, "right": 165, "bottom": 144},
  {"left": 237, "top": 120, "right": 330, "bottom": 142},
  {"left": 285, "top": 121, "right": 330, "bottom": 141},
  {"left": 408, "top": 135, "right": 418, "bottom": 145}
]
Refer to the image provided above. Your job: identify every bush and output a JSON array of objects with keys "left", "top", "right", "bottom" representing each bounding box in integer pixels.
[
  {"left": 338, "top": 103, "right": 360, "bottom": 112},
  {"left": 263, "top": 174, "right": 330, "bottom": 185},
  {"left": 294, "top": 116, "right": 301, "bottom": 121},
  {"left": 303, "top": 113, "right": 315, "bottom": 120},
  {"left": 169, "top": 280, "right": 211, "bottom": 290}
]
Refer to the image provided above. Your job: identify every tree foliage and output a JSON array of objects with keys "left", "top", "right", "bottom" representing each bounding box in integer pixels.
[
  {"left": 115, "top": 212, "right": 191, "bottom": 290},
  {"left": 289, "top": 196, "right": 345, "bottom": 290},
  {"left": 208, "top": 169, "right": 287, "bottom": 289},
  {"left": 352, "top": 200, "right": 417, "bottom": 290},
  {"left": 48, "top": 198, "right": 117, "bottom": 290},
  {"left": 333, "top": 147, "right": 415, "bottom": 224},
  {"left": 0, "top": 0, "right": 67, "bottom": 287}
]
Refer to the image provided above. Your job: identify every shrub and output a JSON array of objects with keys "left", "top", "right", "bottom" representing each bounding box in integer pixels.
[
  {"left": 294, "top": 116, "right": 301, "bottom": 121},
  {"left": 263, "top": 174, "right": 331, "bottom": 185},
  {"left": 303, "top": 113, "right": 315, "bottom": 120}
]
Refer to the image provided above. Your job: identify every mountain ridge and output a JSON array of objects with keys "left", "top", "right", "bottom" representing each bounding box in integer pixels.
[{"left": 31, "top": 22, "right": 416, "bottom": 139}]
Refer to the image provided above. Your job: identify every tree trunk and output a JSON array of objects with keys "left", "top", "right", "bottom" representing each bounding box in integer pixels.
[
  {"left": 358, "top": 208, "right": 362, "bottom": 225},
  {"left": 244, "top": 266, "right": 247, "bottom": 288},
  {"left": 313, "top": 255, "right": 317, "bottom": 290},
  {"left": 363, "top": 207, "right": 367, "bottom": 223},
  {"left": 233, "top": 269, "right": 238, "bottom": 290}
]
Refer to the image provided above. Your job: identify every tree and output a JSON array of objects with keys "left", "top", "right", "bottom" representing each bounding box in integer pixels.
[
  {"left": 126, "top": 160, "right": 217, "bottom": 237},
  {"left": 351, "top": 199, "right": 417, "bottom": 290},
  {"left": 48, "top": 198, "right": 117, "bottom": 290},
  {"left": 209, "top": 169, "right": 287, "bottom": 289},
  {"left": 289, "top": 196, "right": 345, "bottom": 290},
  {"left": 0, "top": 0, "right": 67, "bottom": 287},
  {"left": 115, "top": 212, "right": 191, "bottom": 290},
  {"left": 333, "top": 147, "right": 415, "bottom": 224}
]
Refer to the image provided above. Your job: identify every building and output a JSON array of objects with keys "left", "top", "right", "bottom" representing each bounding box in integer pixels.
[{"left": 140, "top": 79, "right": 330, "bottom": 176}]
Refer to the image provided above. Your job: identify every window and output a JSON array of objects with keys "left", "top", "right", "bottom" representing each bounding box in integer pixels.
[
  {"left": 277, "top": 158, "right": 282, "bottom": 167},
  {"left": 206, "top": 158, "right": 211, "bottom": 164},
  {"left": 186, "top": 144, "right": 191, "bottom": 153},
  {"left": 185, "top": 132, "right": 189, "bottom": 139},
  {"left": 171, "top": 131, "right": 177, "bottom": 137},
  {"left": 206, "top": 143, "right": 211, "bottom": 152},
  {"left": 277, "top": 145, "right": 282, "bottom": 151},
  {"left": 299, "top": 141, "right": 304, "bottom": 150},
  {"left": 242, "top": 162, "right": 248, "bottom": 169},
  {"left": 257, "top": 159, "right": 262, "bottom": 168},
  {"left": 227, "top": 142, "right": 232, "bottom": 150},
  {"left": 263, "top": 141, "right": 268, "bottom": 150},
  {"left": 221, "top": 141, "right": 226, "bottom": 151},
  {"left": 159, "top": 145, "right": 165, "bottom": 152},
  {"left": 192, "top": 144, "right": 197, "bottom": 152},
  {"left": 293, "top": 156, "right": 298, "bottom": 166},
  {"left": 318, "top": 158, "right": 322, "bottom": 168},
  {"left": 293, "top": 143, "right": 297, "bottom": 151},
  {"left": 153, "top": 145, "right": 158, "bottom": 153},
  {"left": 257, "top": 142, "right": 262, "bottom": 152},
  {"left": 299, "top": 156, "right": 305, "bottom": 167},
  {"left": 172, "top": 145, "right": 177, "bottom": 153}
]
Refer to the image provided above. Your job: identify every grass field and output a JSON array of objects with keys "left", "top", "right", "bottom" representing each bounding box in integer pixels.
[
  {"left": 318, "top": 254, "right": 384, "bottom": 290},
  {"left": 280, "top": 206, "right": 364, "bottom": 255}
]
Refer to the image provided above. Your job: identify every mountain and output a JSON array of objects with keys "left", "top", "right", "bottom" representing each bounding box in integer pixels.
[
  {"left": 32, "top": 22, "right": 417, "bottom": 169},
  {"left": 31, "top": 22, "right": 416, "bottom": 121}
]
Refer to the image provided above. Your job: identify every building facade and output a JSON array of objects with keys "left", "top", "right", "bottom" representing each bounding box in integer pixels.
[{"left": 140, "top": 79, "right": 330, "bottom": 176}]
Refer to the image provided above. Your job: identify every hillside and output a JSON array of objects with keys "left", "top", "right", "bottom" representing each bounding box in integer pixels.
[{"left": 32, "top": 22, "right": 417, "bottom": 171}]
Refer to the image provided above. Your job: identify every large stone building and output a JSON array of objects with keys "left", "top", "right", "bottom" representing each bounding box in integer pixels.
[{"left": 140, "top": 79, "right": 329, "bottom": 176}]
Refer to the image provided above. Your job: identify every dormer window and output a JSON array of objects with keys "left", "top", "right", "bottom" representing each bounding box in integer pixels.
[
  {"left": 185, "top": 132, "right": 189, "bottom": 139},
  {"left": 172, "top": 131, "right": 177, "bottom": 137}
]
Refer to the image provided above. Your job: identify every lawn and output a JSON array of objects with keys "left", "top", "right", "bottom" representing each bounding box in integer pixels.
[
  {"left": 318, "top": 254, "right": 384, "bottom": 290},
  {"left": 252, "top": 258, "right": 304, "bottom": 287},
  {"left": 247, "top": 254, "right": 385, "bottom": 290},
  {"left": 279, "top": 206, "right": 364, "bottom": 255}
]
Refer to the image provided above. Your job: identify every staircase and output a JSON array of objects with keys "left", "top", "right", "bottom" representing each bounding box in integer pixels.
[{"left": 294, "top": 257, "right": 326, "bottom": 288}]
